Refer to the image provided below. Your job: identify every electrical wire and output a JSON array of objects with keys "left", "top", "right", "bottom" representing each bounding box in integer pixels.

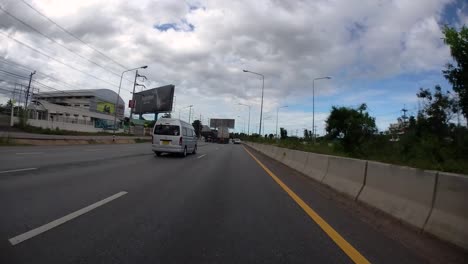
[
  {"left": 0, "top": 6, "right": 133, "bottom": 83},
  {"left": 0, "top": 58, "right": 132, "bottom": 93},
  {"left": 0, "top": 31, "right": 133, "bottom": 92},
  {"left": 18, "top": 0, "right": 128, "bottom": 70}
]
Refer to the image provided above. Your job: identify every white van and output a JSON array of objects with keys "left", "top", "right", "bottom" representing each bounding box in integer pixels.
[{"left": 152, "top": 118, "right": 197, "bottom": 157}]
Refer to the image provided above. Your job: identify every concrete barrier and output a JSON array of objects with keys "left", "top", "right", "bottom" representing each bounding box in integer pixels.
[
  {"left": 262, "top": 145, "right": 275, "bottom": 158},
  {"left": 271, "top": 146, "right": 282, "bottom": 161},
  {"left": 275, "top": 147, "right": 289, "bottom": 163},
  {"left": 281, "top": 148, "right": 295, "bottom": 168},
  {"left": 288, "top": 149, "right": 309, "bottom": 174},
  {"left": 303, "top": 152, "right": 329, "bottom": 182},
  {"left": 322, "top": 156, "right": 367, "bottom": 198},
  {"left": 358, "top": 161, "right": 437, "bottom": 229},
  {"left": 424, "top": 172, "right": 468, "bottom": 250}
]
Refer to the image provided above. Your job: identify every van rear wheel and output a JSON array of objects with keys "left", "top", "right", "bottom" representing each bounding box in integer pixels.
[
  {"left": 181, "top": 147, "right": 187, "bottom": 157},
  {"left": 154, "top": 151, "right": 161, "bottom": 157}
]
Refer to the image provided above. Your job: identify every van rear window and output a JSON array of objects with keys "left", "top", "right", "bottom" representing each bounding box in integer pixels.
[{"left": 154, "top": 125, "right": 180, "bottom": 136}]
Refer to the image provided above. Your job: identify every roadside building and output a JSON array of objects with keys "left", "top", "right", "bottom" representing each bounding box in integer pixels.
[{"left": 14, "top": 89, "right": 125, "bottom": 133}]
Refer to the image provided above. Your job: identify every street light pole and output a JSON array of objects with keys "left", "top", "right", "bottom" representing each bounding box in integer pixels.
[
  {"left": 238, "top": 103, "right": 251, "bottom": 135},
  {"left": 276, "top": 105, "right": 288, "bottom": 139},
  {"left": 312, "top": 76, "right": 331, "bottom": 143},
  {"left": 113, "top": 65, "right": 148, "bottom": 141},
  {"left": 188, "top": 105, "right": 193, "bottom": 123},
  {"left": 243, "top": 69, "right": 264, "bottom": 135}
]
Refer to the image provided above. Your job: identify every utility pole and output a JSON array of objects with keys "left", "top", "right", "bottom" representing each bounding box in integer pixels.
[
  {"left": 129, "top": 70, "right": 138, "bottom": 120},
  {"left": 25, "top": 71, "right": 36, "bottom": 108},
  {"left": 401, "top": 106, "right": 408, "bottom": 122},
  {"left": 130, "top": 71, "right": 147, "bottom": 120}
]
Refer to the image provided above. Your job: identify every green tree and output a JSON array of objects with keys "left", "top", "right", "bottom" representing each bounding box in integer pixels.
[
  {"left": 325, "top": 103, "right": 377, "bottom": 152},
  {"left": 303, "top": 129, "right": 310, "bottom": 140},
  {"left": 192, "top": 120, "right": 202, "bottom": 137},
  {"left": 416, "top": 85, "right": 457, "bottom": 139},
  {"left": 268, "top": 133, "right": 274, "bottom": 139},
  {"left": 280, "top": 127, "right": 288, "bottom": 139},
  {"left": 442, "top": 26, "right": 468, "bottom": 119}
]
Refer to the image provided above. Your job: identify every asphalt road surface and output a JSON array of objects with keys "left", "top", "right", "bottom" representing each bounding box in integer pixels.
[{"left": 0, "top": 143, "right": 465, "bottom": 263}]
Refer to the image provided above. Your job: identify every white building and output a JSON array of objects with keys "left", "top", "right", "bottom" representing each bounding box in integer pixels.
[{"left": 15, "top": 89, "right": 125, "bottom": 132}]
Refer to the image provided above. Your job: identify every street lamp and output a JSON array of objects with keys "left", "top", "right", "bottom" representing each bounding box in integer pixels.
[
  {"left": 312, "top": 76, "right": 331, "bottom": 143},
  {"left": 238, "top": 103, "right": 251, "bottom": 135},
  {"left": 276, "top": 105, "right": 288, "bottom": 139},
  {"left": 237, "top": 115, "right": 245, "bottom": 134},
  {"left": 243, "top": 69, "right": 264, "bottom": 135},
  {"left": 113, "top": 65, "right": 148, "bottom": 141},
  {"left": 179, "top": 105, "right": 193, "bottom": 122}
]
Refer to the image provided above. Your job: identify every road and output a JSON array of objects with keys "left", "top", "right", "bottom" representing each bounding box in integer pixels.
[{"left": 0, "top": 143, "right": 465, "bottom": 263}]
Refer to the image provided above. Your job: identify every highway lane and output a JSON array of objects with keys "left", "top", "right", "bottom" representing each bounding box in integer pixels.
[
  {"left": 0, "top": 144, "right": 154, "bottom": 172},
  {"left": 0, "top": 142, "right": 458, "bottom": 263}
]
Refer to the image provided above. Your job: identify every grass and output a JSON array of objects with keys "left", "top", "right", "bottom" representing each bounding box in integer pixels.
[{"left": 247, "top": 137, "right": 468, "bottom": 175}]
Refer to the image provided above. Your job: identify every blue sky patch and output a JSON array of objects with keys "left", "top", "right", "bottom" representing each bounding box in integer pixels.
[{"left": 154, "top": 19, "right": 195, "bottom": 32}]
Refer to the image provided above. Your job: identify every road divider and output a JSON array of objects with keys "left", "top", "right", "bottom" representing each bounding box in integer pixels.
[
  {"left": 424, "top": 172, "right": 468, "bottom": 250},
  {"left": 358, "top": 161, "right": 437, "bottom": 229},
  {"left": 8, "top": 191, "right": 128, "bottom": 246},
  {"left": 197, "top": 154, "right": 207, "bottom": 159},
  {"left": 323, "top": 156, "right": 367, "bottom": 199},
  {"left": 243, "top": 142, "right": 468, "bottom": 250},
  {"left": 303, "top": 152, "right": 329, "bottom": 182}
]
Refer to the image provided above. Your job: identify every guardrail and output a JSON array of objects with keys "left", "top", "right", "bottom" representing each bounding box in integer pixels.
[{"left": 243, "top": 142, "right": 468, "bottom": 251}]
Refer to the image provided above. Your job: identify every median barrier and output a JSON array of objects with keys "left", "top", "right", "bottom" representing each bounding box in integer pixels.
[
  {"left": 288, "top": 149, "right": 309, "bottom": 174},
  {"left": 275, "top": 147, "right": 289, "bottom": 163},
  {"left": 271, "top": 146, "right": 282, "bottom": 161},
  {"left": 281, "top": 148, "right": 295, "bottom": 168},
  {"left": 260, "top": 144, "right": 269, "bottom": 155},
  {"left": 357, "top": 161, "right": 437, "bottom": 229},
  {"left": 264, "top": 145, "right": 276, "bottom": 159},
  {"left": 303, "top": 152, "right": 329, "bottom": 182},
  {"left": 322, "top": 156, "right": 366, "bottom": 199},
  {"left": 424, "top": 172, "right": 468, "bottom": 250}
]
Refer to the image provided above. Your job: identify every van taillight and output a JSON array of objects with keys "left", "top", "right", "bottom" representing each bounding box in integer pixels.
[{"left": 179, "top": 136, "right": 183, "bottom": 145}]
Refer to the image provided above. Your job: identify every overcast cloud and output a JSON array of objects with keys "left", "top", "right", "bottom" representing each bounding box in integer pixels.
[{"left": 0, "top": 0, "right": 466, "bottom": 134}]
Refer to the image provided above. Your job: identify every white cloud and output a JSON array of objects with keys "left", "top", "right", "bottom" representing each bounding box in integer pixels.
[{"left": 0, "top": 0, "right": 458, "bottom": 135}]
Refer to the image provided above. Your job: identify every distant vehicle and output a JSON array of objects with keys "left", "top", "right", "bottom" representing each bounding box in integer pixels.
[
  {"left": 233, "top": 138, "right": 241, "bottom": 144},
  {"left": 152, "top": 118, "right": 197, "bottom": 157},
  {"left": 217, "top": 126, "right": 230, "bottom": 144}
]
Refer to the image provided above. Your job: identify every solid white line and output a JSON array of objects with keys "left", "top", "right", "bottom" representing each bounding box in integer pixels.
[
  {"left": 197, "top": 154, "right": 207, "bottom": 159},
  {"left": 8, "top": 191, "right": 128, "bottom": 246},
  {"left": 15, "top": 152, "right": 44, "bottom": 155},
  {"left": 0, "top": 168, "right": 37, "bottom": 174}
]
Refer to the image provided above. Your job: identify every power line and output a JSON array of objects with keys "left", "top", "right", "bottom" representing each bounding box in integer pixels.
[
  {"left": 0, "top": 58, "right": 89, "bottom": 90},
  {"left": 0, "top": 58, "right": 130, "bottom": 95},
  {"left": 0, "top": 6, "right": 133, "bottom": 83},
  {"left": 0, "top": 31, "right": 124, "bottom": 90},
  {"left": 18, "top": 0, "right": 128, "bottom": 70},
  {"left": 0, "top": 69, "right": 29, "bottom": 80}
]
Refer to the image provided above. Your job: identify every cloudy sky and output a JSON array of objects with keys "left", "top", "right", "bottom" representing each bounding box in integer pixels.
[{"left": 0, "top": 0, "right": 467, "bottom": 135}]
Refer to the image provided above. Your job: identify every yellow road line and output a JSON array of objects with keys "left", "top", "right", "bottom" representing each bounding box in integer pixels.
[{"left": 243, "top": 146, "right": 370, "bottom": 264}]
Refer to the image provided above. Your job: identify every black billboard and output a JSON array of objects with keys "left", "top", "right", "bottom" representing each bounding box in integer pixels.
[
  {"left": 133, "top": 85, "right": 175, "bottom": 114},
  {"left": 210, "top": 118, "right": 235, "bottom": 129}
]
